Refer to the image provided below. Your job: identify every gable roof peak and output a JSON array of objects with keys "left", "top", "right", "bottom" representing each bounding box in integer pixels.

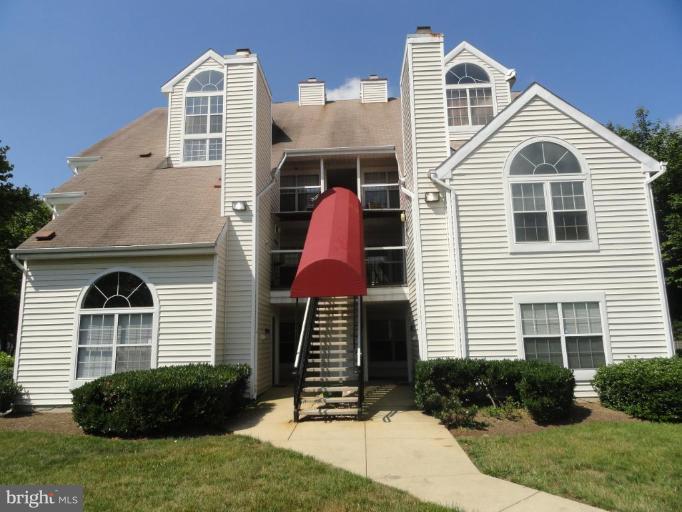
[
  {"left": 445, "top": 41, "right": 515, "bottom": 81},
  {"left": 161, "top": 49, "right": 225, "bottom": 93},
  {"left": 434, "top": 82, "right": 662, "bottom": 180}
]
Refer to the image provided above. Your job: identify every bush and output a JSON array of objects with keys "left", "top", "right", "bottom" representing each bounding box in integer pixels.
[
  {"left": 517, "top": 364, "right": 575, "bottom": 423},
  {"left": 0, "top": 367, "right": 22, "bottom": 414},
  {"left": 72, "top": 364, "right": 251, "bottom": 437},
  {"left": 0, "top": 352, "right": 14, "bottom": 370},
  {"left": 593, "top": 358, "right": 682, "bottom": 422},
  {"left": 436, "top": 396, "right": 478, "bottom": 428},
  {"left": 414, "top": 359, "right": 575, "bottom": 424}
]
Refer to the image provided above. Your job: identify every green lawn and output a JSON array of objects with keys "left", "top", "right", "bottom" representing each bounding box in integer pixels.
[
  {"left": 459, "top": 422, "right": 682, "bottom": 512},
  {"left": 0, "top": 431, "right": 450, "bottom": 512}
]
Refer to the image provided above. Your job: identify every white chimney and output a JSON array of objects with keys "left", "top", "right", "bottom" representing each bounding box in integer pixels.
[
  {"left": 298, "top": 77, "right": 326, "bottom": 106},
  {"left": 360, "top": 75, "right": 388, "bottom": 103}
]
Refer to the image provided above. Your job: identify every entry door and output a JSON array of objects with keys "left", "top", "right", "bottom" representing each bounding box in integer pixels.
[{"left": 367, "top": 306, "right": 408, "bottom": 380}]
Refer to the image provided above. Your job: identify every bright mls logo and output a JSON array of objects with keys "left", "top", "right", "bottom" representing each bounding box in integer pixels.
[{"left": 0, "top": 486, "right": 83, "bottom": 511}]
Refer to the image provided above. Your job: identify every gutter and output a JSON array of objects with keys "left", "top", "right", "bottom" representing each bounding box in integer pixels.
[
  {"left": 429, "top": 172, "right": 468, "bottom": 358},
  {"left": 10, "top": 253, "right": 26, "bottom": 273},
  {"left": 10, "top": 241, "right": 218, "bottom": 260},
  {"left": 282, "top": 145, "right": 395, "bottom": 158}
]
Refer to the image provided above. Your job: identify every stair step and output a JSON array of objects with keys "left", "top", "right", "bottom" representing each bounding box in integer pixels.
[
  {"left": 300, "top": 408, "right": 359, "bottom": 417},
  {"left": 302, "top": 386, "right": 358, "bottom": 393},
  {"left": 303, "top": 396, "right": 359, "bottom": 404},
  {"left": 304, "top": 376, "right": 357, "bottom": 383},
  {"left": 306, "top": 366, "right": 354, "bottom": 371},
  {"left": 308, "top": 357, "right": 353, "bottom": 363}
]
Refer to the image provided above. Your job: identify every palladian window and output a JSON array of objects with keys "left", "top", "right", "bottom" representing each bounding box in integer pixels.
[
  {"left": 76, "top": 272, "right": 155, "bottom": 379},
  {"left": 445, "top": 63, "right": 494, "bottom": 128},
  {"left": 183, "top": 70, "right": 224, "bottom": 162},
  {"left": 507, "top": 140, "right": 597, "bottom": 250}
]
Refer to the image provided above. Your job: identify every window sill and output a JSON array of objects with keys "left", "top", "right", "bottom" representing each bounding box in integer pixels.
[
  {"left": 510, "top": 240, "right": 599, "bottom": 254},
  {"left": 177, "top": 160, "right": 222, "bottom": 168}
]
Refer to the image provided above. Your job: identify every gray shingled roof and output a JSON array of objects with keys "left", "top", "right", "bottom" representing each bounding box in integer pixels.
[{"left": 16, "top": 98, "right": 404, "bottom": 253}]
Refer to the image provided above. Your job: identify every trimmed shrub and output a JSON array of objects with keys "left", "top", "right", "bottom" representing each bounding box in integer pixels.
[
  {"left": 0, "top": 367, "right": 22, "bottom": 414},
  {"left": 436, "top": 397, "right": 479, "bottom": 428},
  {"left": 72, "top": 364, "right": 251, "bottom": 437},
  {"left": 517, "top": 364, "right": 575, "bottom": 423},
  {"left": 593, "top": 358, "right": 682, "bottom": 422},
  {"left": 414, "top": 359, "right": 575, "bottom": 424},
  {"left": 0, "top": 352, "right": 14, "bottom": 370}
]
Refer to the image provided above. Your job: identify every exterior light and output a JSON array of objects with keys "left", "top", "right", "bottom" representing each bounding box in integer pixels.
[
  {"left": 231, "top": 201, "right": 247, "bottom": 212},
  {"left": 424, "top": 192, "right": 440, "bottom": 203}
]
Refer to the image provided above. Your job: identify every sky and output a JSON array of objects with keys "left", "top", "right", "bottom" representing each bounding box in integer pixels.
[{"left": 1, "top": 0, "right": 681, "bottom": 195}]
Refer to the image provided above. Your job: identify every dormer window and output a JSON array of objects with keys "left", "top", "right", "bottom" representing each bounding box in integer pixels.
[
  {"left": 183, "top": 70, "right": 224, "bottom": 162},
  {"left": 445, "top": 63, "right": 495, "bottom": 128}
]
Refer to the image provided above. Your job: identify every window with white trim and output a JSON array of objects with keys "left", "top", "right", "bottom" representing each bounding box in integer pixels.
[
  {"left": 445, "top": 63, "right": 494, "bottom": 128},
  {"left": 508, "top": 140, "right": 597, "bottom": 250},
  {"left": 280, "top": 173, "right": 321, "bottom": 212},
  {"left": 183, "top": 70, "right": 224, "bottom": 162},
  {"left": 520, "top": 301, "right": 606, "bottom": 370},
  {"left": 362, "top": 171, "right": 400, "bottom": 209},
  {"left": 76, "top": 272, "right": 155, "bottom": 379}
]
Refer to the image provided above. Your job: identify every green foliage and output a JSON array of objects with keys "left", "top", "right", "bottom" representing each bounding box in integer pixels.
[
  {"left": 0, "top": 351, "right": 14, "bottom": 369},
  {"left": 0, "top": 141, "right": 52, "bottom": 354},
  {"left": 414, "top": 359, "right": 575, "bottom": 424},
  {"left": 435, "top": 396, "right": 479, "bottom": 428},
  {"left": 516, "top": 364, "right": 575, "bottom": 423},
  {"left": 593, "top": 358, "right": 682, "bottom": 422},
  {"left": 482, "top": 398, "right": 522, "bottom": 421},
  {"left": 71, "top": 364, "right": 251, "bottom": 437},
  {"left": 0, "top": 366, "right": 22, "bottom": 413},
  {"left": 608, "top": 111, "right": 682, "bottom": 319}
]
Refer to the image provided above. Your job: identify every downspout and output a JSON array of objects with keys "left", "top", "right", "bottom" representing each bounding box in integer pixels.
[
  {"left": 10, "top": 252, "right": 27, "bottom": 273},
  {"left": 429, "top": 172, "right": 468, "bottom": 358},
  {"left": 643, "top": 162, "right": 675, "bottom": 355}
]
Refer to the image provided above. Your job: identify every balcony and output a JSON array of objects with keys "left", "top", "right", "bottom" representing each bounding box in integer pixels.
[{"left": 271, "top": 247, "right": 406, "bottom": 290}]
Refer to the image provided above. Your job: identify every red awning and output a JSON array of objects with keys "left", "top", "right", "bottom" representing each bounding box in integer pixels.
[{"left": 290, "top": 187, "right": 367, "bottom": 298}]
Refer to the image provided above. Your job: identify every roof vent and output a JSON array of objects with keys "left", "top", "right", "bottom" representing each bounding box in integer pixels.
[
  {"left": 35, "top": 230, "right": 56, "bottom": 241},
  {"left": 298, "top": 77, "right": 326, "bottom": 106},
  {"left": 360, "top": 75, "right": 388, "bottom": 103},
  {"left": 235, "top": 48, "right": 251, "bottom": 56}
]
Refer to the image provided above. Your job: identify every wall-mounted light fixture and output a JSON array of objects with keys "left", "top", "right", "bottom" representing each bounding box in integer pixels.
[
  {"left": 231, "top": 201, "right": 247, "bottom": 212},
  {"left": 424, "top": 191, "right": 440, "bottom": 203}
]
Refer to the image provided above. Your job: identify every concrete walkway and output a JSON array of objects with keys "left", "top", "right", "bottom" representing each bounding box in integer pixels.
[{"left": 227, "top": 385, "right": 604, "bottom": 512}]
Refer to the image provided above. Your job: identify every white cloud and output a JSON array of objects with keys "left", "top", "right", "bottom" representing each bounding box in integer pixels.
[
  {"left": 670, "top": 113, "right": 682, "bottom": 128},
  {"left": 327, "top": 77, "right": 361, "bottom": 100}
]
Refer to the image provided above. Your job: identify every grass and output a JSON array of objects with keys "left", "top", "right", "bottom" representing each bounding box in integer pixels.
[
  {"left": 0, "top": 431, "right": 451, "bottom": 512},
  {"left": 459, "top": 421, "right": 682, "bottom": 512}
]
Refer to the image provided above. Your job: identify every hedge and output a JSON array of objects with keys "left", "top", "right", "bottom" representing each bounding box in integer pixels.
[
  {"left": 0, "top": 367, "right": 22, "bottom": 414},
  {"left": 72, "top": 364, "right": 251, "bottom": 437},
  {"left": 415, "top": 359, "right": 575, "bottom": 424},
  {"left": 593, "top": 358, "right": 682, "bottom": 422}
]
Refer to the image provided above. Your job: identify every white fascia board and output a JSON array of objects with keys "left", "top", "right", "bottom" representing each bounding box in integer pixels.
[
  {"left": 283, "top": 146, "right": 395, "bottom": 158},
  {"left": 11, "top": 242, "right": 218, "bottom": 259},
  {"left": 434, "top": 83, "right": 662, "bottom": 180},
  {"left": 44, "top": 191, "right": 85, "bottom": 204},
  {"left": 444, "top": 41, "right": 515, "bottom": 80},
  {"left": 67, "top": 156, "right": 101, "bottom": 175},
  {"left": 161, "top": 49, "right": 225, "bottom": 93}
]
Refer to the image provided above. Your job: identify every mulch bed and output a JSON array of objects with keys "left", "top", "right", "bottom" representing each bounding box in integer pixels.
[
  {"left": 0, "top": 410, "right": 83, "bottom": 436},
  {"left": 450, "top": 400, "right": 636, "bottom": 438}
]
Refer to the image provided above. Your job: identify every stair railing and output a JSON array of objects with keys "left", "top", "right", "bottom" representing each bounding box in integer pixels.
[
  {"left": 293, "top": 297, "right": 318, "bottom": 421},
  {"left": 355, "top": 296, "right": 364, "bottom": 418}
]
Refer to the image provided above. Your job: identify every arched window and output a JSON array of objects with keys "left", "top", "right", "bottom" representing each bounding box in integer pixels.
[
  {"left": 506, "top": 139, "right": 597, "bottom": 250},
  {"left": 445, "top": 63, "right": 495, "bottom": 128},
  {"left": 183, "top": 69, "right": 224, "bottom": 162},
  {"left": 76, "top": 272, "right": 156, "bottom": 379}
]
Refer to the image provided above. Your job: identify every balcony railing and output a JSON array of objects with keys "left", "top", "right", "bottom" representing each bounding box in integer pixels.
[
  {"left": 362, "top": 185, "right": 400, "bottom": 209},
  {"left": 271, "top": 247, "right": 406, "bottom": 290}
]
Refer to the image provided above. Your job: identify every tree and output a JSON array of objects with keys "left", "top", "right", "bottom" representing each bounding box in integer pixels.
[
  {"left": 0, "top": 142, "right": 52, "bottom": 354},
  {"left": 608, "top": 109, "right": 682, "bottom": 325}
]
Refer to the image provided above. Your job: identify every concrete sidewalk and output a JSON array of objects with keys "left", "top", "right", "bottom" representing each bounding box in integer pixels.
[{"left": 227, "top": 385, "right": 604, "bottom": 512}]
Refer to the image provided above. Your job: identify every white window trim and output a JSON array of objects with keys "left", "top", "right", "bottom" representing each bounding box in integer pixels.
[
  {"left": 361, "top": 170, "right": 400, "bottom": 209},
  {"left": 180, "top": 67, "right": 225, "bottom": 166},
  {"left": 69, "top": 268, "right": 160, "bottom": 389},
  {"left": 504, "top": 136, "right": 599, "bottom": 253},
  {"left": 279, "top": 172, "right": 322, "bottom": 212},
  {"left": 513, "top": 291, "right": 612, "bottom": 381},
  {"left": 445, "top": 62, "right": 498, "bottom": 132}
]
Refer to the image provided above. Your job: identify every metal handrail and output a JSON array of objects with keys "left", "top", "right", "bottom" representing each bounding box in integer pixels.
[
  {"left": 293, "top": 297, "right": 318, "bottom": 422},
  {"left": 356, "top": 296, "right": 364, "bottom": 417}
]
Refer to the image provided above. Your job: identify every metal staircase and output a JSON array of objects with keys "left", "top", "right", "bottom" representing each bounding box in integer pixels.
[{"left": 293, "top": 296, "right": 364, "bottom": 421}]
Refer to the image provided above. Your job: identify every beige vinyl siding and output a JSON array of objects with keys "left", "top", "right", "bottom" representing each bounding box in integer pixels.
[
  {"left": 254, "top": 65, "right": 274, "bottom": 394},
  {"left": 452, "top": 97, "right": 669, "bottom": 396},
  {"left": 399, "top": 60, "right": 421, "bottom": 366},
  {"left": 361, "top": 81, "right": 388, "bottom": 103},
  {"left": 445, "top": 48, "right": 512, "bottom": 143},
  {"left": 222, "top": 60, "right": 257, "bottom": 375},
  {"left": 167, "top": 56, "right": 224, "bottom": 166},
  {"left": 405, "top": 37, "right": 459, "bottom": 359},
  {"left": 15, "top": 255, "right": 216, "bottom": 406},
  {"left": 298, "top": 83, "right": 325, "bottom": 106}
]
